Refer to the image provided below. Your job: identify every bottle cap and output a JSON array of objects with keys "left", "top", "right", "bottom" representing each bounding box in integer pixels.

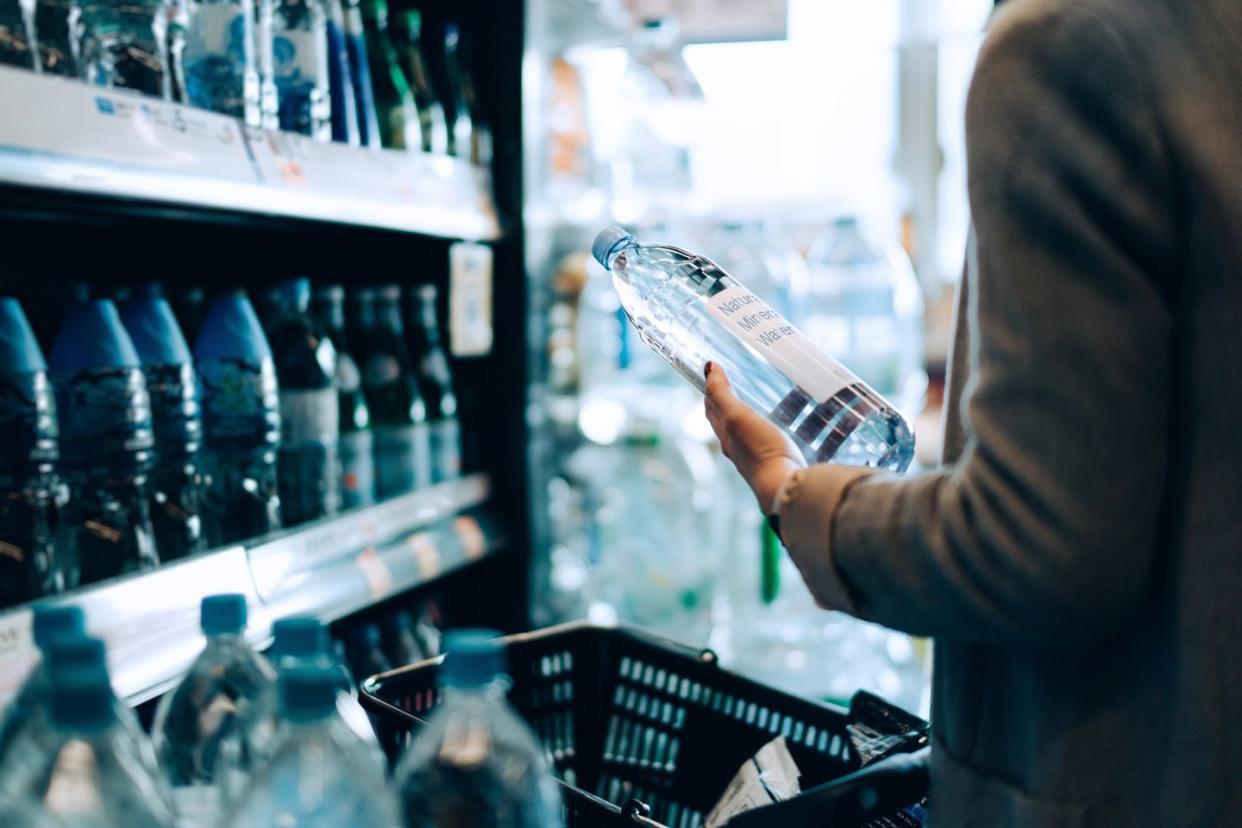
[
  {"left": 439, "top": 628, "right": 504, "bottom": 689},
  {"left": 415, "top": 284, "right": 437, "bottom": 303},
  {"left": 120, "top": 296, "right": 192, "bottom": 367},
  {"left": 201, "top": 594, "right": 248, "bottom": 636},
  {"left": 376, "top": 284, "right": 402, "bottom": 304},
  {"left": 49, "top": 300, "right": 141, "bottom": 373},
  {"left": 32, "top": 605, "right": 85, "bottom": 650},
  {"left": 278, "top": 665, "right": 338, "bottom": 722},
  {"left": 193, "top": 292, "right": 273, "bottom": 363},
  {"left": 592, "top": 226, "right": 635, "bottom": 270},
  {"left": 271, "top": 617, "right": 326, "bottom": 660},
  {"left": 50, "top": 667, "right": 116, "bottom": 731},
  {"left": 45, "top": 635, "right": 108, "bottom": 674},
  {"left": 0, "top": 298, "right": 47, "bottom": 375}
]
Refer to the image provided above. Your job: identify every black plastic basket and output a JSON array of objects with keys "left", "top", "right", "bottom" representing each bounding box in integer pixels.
[{"left": 360, "top": 622, "right": 930, "bottom": 828}]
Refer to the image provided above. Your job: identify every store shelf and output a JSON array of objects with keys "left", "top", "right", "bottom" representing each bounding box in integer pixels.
[
  {"left": 0, "top": 474, "right": 500, "bottom": 708},
  {"left": 0, "top": 67, "right": 500, "bottom": 240}
]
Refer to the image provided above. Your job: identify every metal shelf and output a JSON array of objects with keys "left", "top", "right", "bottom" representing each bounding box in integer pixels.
[
  {"left": 0, "top": 67, "right": 500, "bottom": 241},
  {"left": 0, "top": 474, "right": 499, "bottom": 708}
]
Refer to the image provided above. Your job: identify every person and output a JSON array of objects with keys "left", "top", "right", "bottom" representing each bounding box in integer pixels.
[{"left": 703, "top": 0, "right": 1242, "bottom": 825}]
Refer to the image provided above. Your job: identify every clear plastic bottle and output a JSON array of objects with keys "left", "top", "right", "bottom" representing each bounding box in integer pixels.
[
  {"left": 222, "top": 665, "right": 400, "bottom": 828},
  {"left": 592, "top": 226, "right": 915, "bottom": 472},
  {"left": 322, "top": 0, "right": 357, "bottom": 144},
  {"left": 339, "top": 0, "right": 376, "bottom": 147},
  {"left": 178, "top": 0, "right": 259, "bottom": 122},
  {"left": 0, "top": 798, "right": 66, "bottom": 828},
  {"left": 393, "top": 629, "right": 563, "bottom": 828},
  {"left": 71, "top": 0, "right": 172, "bottom": 98},
  {"left": 0, "top": 605, "right": 83, "bottom": 760},
  {"left": 0, "top": 0, "right": 37, "bottom": 68},
  {"left": 34, "top": 0, "right": 76, "bottom": 75},
  {"left": 267, "top": 0, "right": 329, "bottom": 138},
  {"left": 151, "top": 594, "right": 276, "bottom": 828}
]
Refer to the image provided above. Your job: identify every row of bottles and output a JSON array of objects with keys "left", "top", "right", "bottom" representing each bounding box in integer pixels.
[
  {"left": 0, "top": 601, "right": 560, "bottom": 827},
  {"left": 0, "top": 0, "right": 490, "bottom": 160},
  {"left": 0, "top": 280, "right": 459, "bottom": 610}
]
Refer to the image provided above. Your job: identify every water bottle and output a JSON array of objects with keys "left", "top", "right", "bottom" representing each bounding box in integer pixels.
[
  {"left": 34, "top": 0, "right": 75, "bottom": 75},
  {"left": 592, "top": 227, "right": 915, "bottom": 472},
  {"left": 0, "top": 300, "right": 64, "bottom": 609},
  {"left": 194, "top": 291, "right": 282, "bottom": 546},
  {"left": 71, "top": 0, "right": 172, "bottom": 99},
  {"left": 404, "top": 284, "right": 459, "bottom": 483},
  {"left": 359, "top": 0, "right": 418, "bottom": 150},
  {"left": 267, "top": 278, "right": 339, "bottom": 526},
  {"left": 389, "top": 9, "right": 446, "bottom": 154},
  {"left": 393, "top": 629, "right": 563, "bottom": 828},
  {"left": 267, "top": 0, "right": 330, "bottom": 138},
  {"left": 0, "top": 799, "right": 66, "bottom": 828},
  {"left": 311, "top": 284, "right": 374, "bottom": 510},
  {"left": 0, "top": 666, "right": 176, "bottom": 827},
  {"left": 0, "top": 605, "right": 83, "bottom": 760},
  {"left": 222, "top": 665, "right": 400, "bottom": 828},
  {"left": 152, "top": 594, "right": 275, "bottom": 827},
  {"left": 266, "top": 619, "right": 377, "bottom": 743},
  {"left": 179, "top": 0, "right": 260, "bottom": 122},
  {"left": 49, "top": 299, "right": 158, "bottom": 587},
  {"left": 339, "top": 0, "right": 376, "bottom": 147},
  {"left": 322, "top": 0, "right": 357, "bottom": 144},
  {"left": 0, "top": 0, "right": 37, "bottom": 68},
  {"left": 120, "top": 288, "right": 205, "bottom": 562},
  {"left": 350, "top": 286, "right": 430, "bottom": 499}
]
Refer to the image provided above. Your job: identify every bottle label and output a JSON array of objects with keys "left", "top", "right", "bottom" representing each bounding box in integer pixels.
[
  {"left": 197, "top": 357, "right": 280, "bottom": 449},
  {"left": 54, "top": 367, "right": 155, "bottom": 473},
  {"left": 0, "top": 369, "right": 59, "bottom": 484},
  {"left": 338, "top": 428, "right": 374, "bottom": 509},
  {"left": 363, "top": 353, "right": 402, "bottom": 386},
  {"left": 143, "top": 362, "right": 203, "bottom": 458},
  {"left": 279, "top": 387, "right": 338, "bottom": 446},
  {"left": 272, "top": 27, "right": 327, "bottom": 135},
  {"left": 429, "top": 418, "right": 460, "bottom": 483},
  {"left": 183, "top": 5, "right": 250, "bottom": 115},
  {"left": 372, "top": 423, "right": 431, "bottom": 499},
  {"left": 703, "top": 284, "right": 857, "bottom": 404}
]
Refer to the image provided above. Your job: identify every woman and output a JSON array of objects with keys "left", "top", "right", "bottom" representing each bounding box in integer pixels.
[{"left": 705, "top": 0, "right": 1242, "bottom": 824}]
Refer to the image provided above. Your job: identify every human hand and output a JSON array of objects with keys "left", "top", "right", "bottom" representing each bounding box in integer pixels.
[{"left": 703, "top": 361, "right": 805, "bottom": 512}]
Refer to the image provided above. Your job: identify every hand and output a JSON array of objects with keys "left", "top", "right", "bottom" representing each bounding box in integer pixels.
[{"left": 704, "top": 362, "right": 805, "bottom": 512}]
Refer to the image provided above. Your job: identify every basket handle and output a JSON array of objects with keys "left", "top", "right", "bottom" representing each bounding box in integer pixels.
[
  {"left": 721, "top": 746, "right": 930, "bottom": 827},
  {"left": 620, "top": 626, "right": 720, "bottom": 666}
]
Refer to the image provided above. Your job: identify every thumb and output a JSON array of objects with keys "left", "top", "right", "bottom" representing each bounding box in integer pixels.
[{"left": 704, "top": 361, "right": 739, "bottom": 408}]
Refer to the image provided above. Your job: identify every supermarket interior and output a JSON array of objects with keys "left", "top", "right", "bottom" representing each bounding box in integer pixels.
[{"left": 3, "top": 0, "right": 1237, "bottom": 825}]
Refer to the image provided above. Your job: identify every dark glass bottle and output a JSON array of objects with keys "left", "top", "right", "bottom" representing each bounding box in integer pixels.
[
  {"left": 119, "top": 287, "right": 205, "bottom": 562},
  {"left": 348, "top": 285, "right": 430, "bottom": 499},
  {"left": 389, "top": 9, "right": 446, "bottom": 154},
  {"left": 404, "top": 284, "right": 459, "bottom": 482},
  {"left": 0, "top": 299, "right": 63, "bottom": 608},
  {"left": 360, "top": 0, "right": 419, "bottom": 150},
  {"left": 194, "top": 291, "right": 283, "bottom": 545},
  {"left": 49, "top": 300, "right": 158, "bottom": 587},
  {"left": 439, "top": 22, "right": 490, "bottom": 163},
  {"left": 311, "top": 285, "right": 374, "bottom": 510},
  {"left": 267, "top": 278, "right": 340, "bottom": 526}
]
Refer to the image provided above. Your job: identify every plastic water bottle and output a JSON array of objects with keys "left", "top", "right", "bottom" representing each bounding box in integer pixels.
[
  {"left": 339, "top": 0, "right": 377, "bottom": 148},
  {"left": 390, "top": 9, "right": 446, "bottom": 154},
  {"left": 120, "top": 288, "right": 205, "bottom": 562},
  {"left": 0, "top": 300, "right": 64, "bottom": 609},
  {"left": 0, "top": 666, "right": 176, "bottom": 827},
  {"left": 71, "top": 0, "right": 172, "bottom": 99},
  {"left": 311, "top": 284, "right": 374, "bottom": 510},
  {"left": 359, "top": 0, "right": 418, "bottom": 150},
  {"left": 592, "top": 227, "right": 915, "bottom": 472},
  {"left": 0, "top": 798, "right": 66, "bottom": 827},
  {"left": 267, "top": 0, "right": 329, "bottom": 138},
  {"left": 34, "top": 0, "right": 76, "bottom": 75},
  {"left": 404, "top": 284, "right": 459, "bottom": 483},
  {"left": 222, "top": 665, "right": 400, "bottom": 828},
  {"left": 49, "top": 300, "right": 158, "bottom": 587},
  {"left": 0, "top": 0, "right": 36, "bottom": 68},
  {"left": 322, "top": 0, "right": 357, "bottom": 144},
  {"left": 393, "top": 629, "right": 563, "bottom": 828},
  {"left": 265, "top": 619, "right": 377, "bottom": 743},
  {"left": 0, "top": 605, "right": 83, "bottom": 760},
  {"left": 267, "top": 278, "right": 339, "bottom": 526},
  {"left": 152, "top": 594, "right": 275, "bottom": 827},
  {"left": 194, "top": 291, "right": 282, "bottom": 546},
  {"left": 179, "top": 0, "right": 260, "bottom": 122}
]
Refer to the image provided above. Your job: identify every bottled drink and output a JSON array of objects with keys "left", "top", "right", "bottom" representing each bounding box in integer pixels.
[
  {"left": 438, "top": 22, "right": 474, "bottom": 161},
  {"left": 34, "top": 0, "right": 75, "bottom": 74},
  {"left": 267, "top": 0, "right": 330, "bottom": 138},
  {"left": 592, "top": 227, "right": 915, "bottom": 472},
  {"left": 404, "top": 284, "right": 459, "bottom": 483},
  {"left": 222, "top": 665, "right": 400, "bottom": 828},
  {"left": 0, "top": 300, "right": 63, "bottom": 609},
  {"left": 194, "top": 291, "right": 282, "bottom": 546},
  {"left": 267, "top": 278, "right": 340, "bottom": 526},
  {"left": 359, "top": 0, "right": 418, "bottom": 150},
  {"left": 323, "top": 0, "right": 357, "bottom": 144},
  {"left": 0, "top": 799, "right": 65, "bottom": 827},
  {"left": 350, "top": 286, "right": 430, "bottom": 499},
  {"left": 0, "top": 605, "right": 84, "bottom": 760},
  {"left": 393, "top": 629, "right": 563, "bottom": 828},
  {"left": 120, "top": 288, "right": 205, "bottom": 562},
  {"left": 49, "top": 299, "right": 158, "bottom": 587},
  {"left": 0, "top": 0, "right": 36, "bottom": 68},
  {"left": 311, "top": 284, "right": 373, "bottom": 510},
  {"left": 381, "top": 608, "right": 424, "bottom": 667},
  {"left": 0, "top": 667, "right": 177, "bottom": 827},
  {"left": 179, "top": 0, "right": 260, "bottom": 122},
  {"left": 340, "top": 0, "right": 377, "bottom": 147},
  {"left": 152, "top": 594, "right": 275, "bottom": 828},
  {"left": 389, "top": 9, "right": 446, "bottom": 154},
  {"left": 72, "top": 0, "right": 172, "bottom": 99},
  {"left": 342, "top": 622, "right": 388, "bottom": 683}
]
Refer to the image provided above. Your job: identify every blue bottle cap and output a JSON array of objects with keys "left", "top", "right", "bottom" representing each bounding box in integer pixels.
[
  {"left": 48, "top": 300, "right": 140, "bottom": 374},
  {"left": 0, "top": 298, "right": 47, "bottom": 375},
  {"left": 193, "top": 292, "right": 273, "bottom": 363},
  {"left": 278, "top": 278, "right": 312, "bottom": 315},
  {"left": 50, "top": 667, "right": 116, "bottom": 731},
  {"left": 592, "top": 226, "right": 635, "bottom": 269},
  {"left": 45, "top": 635, "right": 107, "bottom": 674},
  {"left": 278, "top": 664, "right": 338, "bottom": 722},
  {"left": 33, "top": 605, "right": 86, "bottom": 650},
  {"left": 201, "top": 594, "right": 248, "bottom": 636},
  {"left": 120, "top": 297, "right": 192, "bottom": 367},
  {"left": 440, "top": 628, "right": 504, "bottom": 689},
  {"left": 271, "top": 617, "right": 326, "bottom": 660}
]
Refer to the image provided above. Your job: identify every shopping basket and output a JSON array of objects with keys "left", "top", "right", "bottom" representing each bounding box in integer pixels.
[{"left": 360, "top": 622, "right": 930, "bottom": 827}]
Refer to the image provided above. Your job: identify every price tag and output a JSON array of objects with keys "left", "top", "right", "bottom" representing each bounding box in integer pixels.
[
  {"left": 407, "top": 532, "right": 441, "bottom": 579},
  {"left": 449, "top": 242, "right": 494, "bottom": 357},
  {"left": 356, "top": 547, "right": 394, "bottom": 599},
  {"left": 455, "top": 516, "right": 487, "bottom": 562}
]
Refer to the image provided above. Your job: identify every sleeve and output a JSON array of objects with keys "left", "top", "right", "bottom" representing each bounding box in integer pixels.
[{"left": 778, "top": 4, "right": 1177, "bottom": 649}]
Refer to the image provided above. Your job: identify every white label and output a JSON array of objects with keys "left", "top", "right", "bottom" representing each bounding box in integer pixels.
[
  {"left": 704, "top": 284, "right": 856, "bottom": 403},
  {"left": 279, "top": 387, "right": 338, "bottom": 446},
  {"left": 449, "top": 242, "right": 493, "bottom": 357}
]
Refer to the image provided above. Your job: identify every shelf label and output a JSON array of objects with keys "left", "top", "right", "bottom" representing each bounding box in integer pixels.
[
  {"left": 407, "top": 532, "right": 441, "bottom": 579},
  {"left": 356, "top": 546, "right": 394, "bottom": 599},
  {"left": 449, "top": 243, "right": 494, "bottom": 357},
  {"left": 455, "top": 516, "right": 487, "bottom": 561}
]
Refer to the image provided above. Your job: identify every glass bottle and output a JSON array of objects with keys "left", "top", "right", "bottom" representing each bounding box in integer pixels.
[
  {"left": 389, "top": 9, "right": 446, "bottom": 154},
  {"left": 322, "top": 0, "right": 357, "bottom": 144},
  {"left": 359, "top": 0, "right": 417, "bottom": 150},
  {"left": 311, "top": 284, "right": 373, "bottom": 510},
  {"left": 339, "top": 0, "right": 376, "bottom": 147},
  {"left": 404, "top": 284, "right": 458, "bottom": 483},
  {"left": 35, "top": 0, "right": 77, "bottom": 76},
  {"left": 0, "top": 0, "right": 36, "bottom": 69}
]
